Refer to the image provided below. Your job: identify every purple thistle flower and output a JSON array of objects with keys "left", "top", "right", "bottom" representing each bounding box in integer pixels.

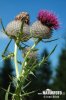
[{"left": 38, "top": 10, "right": 59, "bottom": 30}]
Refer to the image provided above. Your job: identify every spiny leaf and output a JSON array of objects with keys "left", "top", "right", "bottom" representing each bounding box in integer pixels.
[
  {"left": 42, "top": 38, "right": 59, "bottom": 43},
  {"left": 22, "top": 81, "right": 31, "bottom": 90},
  {"left": 0, "top": 87, "right": 13, "bottom": 95},
  {"left": 20, "top": 90, "right": 36, "bottom": 97},
  {"left": 0, "top": 19, "right": 10, "bottom": 36},
  {"left": 5, "top": 84, "right": 11, "bottom": 100},
  {"left": 46, "top": 44, "right": 57, "bottom": 59},
  {"left": 31, "top": 45, "right": 57, "bottom": 71},
  {"left": 2, "top": 53, "right": 14, "bottom": 60},
  {"left": 39, "top": 45, "right": 57, "bottom": 65},
  {"left": 30, "top": 71, "right": 37, "bottom": 78},
  {"left": 3, "top": 39, "right": 12, "bottom": 55}
]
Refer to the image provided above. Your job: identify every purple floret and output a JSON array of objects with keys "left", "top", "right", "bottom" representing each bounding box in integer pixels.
[{"left": 38, "top": 10, "right": 59, "bottom": 30}]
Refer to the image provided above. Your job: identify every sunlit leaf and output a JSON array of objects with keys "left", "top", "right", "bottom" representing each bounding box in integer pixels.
[{"left": 5, "top": 84, "right": 11, "bottom": 100}]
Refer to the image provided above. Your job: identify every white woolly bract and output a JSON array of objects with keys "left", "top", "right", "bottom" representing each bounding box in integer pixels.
[
  {"left": 30, "top": 21, "right": 51, "bottom": 39},
  {"left": 5, "top": 20, "right": 30, "bottom": 41}
]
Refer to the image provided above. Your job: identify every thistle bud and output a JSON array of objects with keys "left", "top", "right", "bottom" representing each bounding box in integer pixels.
[
  {"left": 22, "top": 47, "right": 37, "bottom": 59},
  {"left": 31, "top": 21, "right": 51, "bottom": 39},
  {"left": 5, "top": 12, "right": 30, "bottom": 41}
]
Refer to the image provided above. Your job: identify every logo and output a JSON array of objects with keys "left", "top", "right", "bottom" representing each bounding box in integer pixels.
[{"left": 38, "top": 89, "right": 65, "bottom": 98}]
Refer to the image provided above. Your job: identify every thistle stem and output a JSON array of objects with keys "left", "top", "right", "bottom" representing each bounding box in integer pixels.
[{"left": 14, "top": 43, "right": 19, "bottom": 78}]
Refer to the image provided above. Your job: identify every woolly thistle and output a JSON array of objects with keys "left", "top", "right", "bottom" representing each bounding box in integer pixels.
[
  {"left": 31, "top": 10, "right": 59, "bottom": 39},
  {"left": 0, "top": 10, "right": 60, "bottom": 100},
  {"left": 5, "top": 12, "right": 30, "bottom": 42}
]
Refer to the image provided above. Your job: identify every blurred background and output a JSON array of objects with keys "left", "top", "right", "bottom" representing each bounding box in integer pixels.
[{"left": 0, "top": 0, "right": 66, "bottom": 100}]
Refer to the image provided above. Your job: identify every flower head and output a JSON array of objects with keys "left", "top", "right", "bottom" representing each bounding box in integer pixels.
[
  {"left": 5, "top": 12, "right": 30, "bottom": 41},
  {"left": 31, "top": 21, "right": 51, "bottom": 39},
  {"left": 37, "top": 10, "right": 59, "bottom": 30},
  {"left": 5, "top": 20, "right": 30, "bottom": 41}
]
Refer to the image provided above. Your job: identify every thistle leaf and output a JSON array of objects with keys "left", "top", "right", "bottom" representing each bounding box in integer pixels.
[
  {"left": 20, "top": 90, "right": 36, "bottom": 97},
  {"left": 5, "top": 84, "right": 11, "bottom": 100},
  {"left": 39, "top": 45, "right": 57, "bottom": 66},
  {"left": 30, "top": 71, "right": 37, "bottom": 78},
  {"left": 22, "top": 81, "right": 31, "bottom": 90},
  {"left": 42, "top": 38, "right": 59, "bottom": 43}
]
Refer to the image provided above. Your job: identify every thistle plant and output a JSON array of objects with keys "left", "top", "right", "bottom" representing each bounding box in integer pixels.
[{"left": 0, "top": 10, "right": 59, "bottom": 100}]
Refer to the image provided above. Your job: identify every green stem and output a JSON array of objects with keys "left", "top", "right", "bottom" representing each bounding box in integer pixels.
[{"left": 14, "top": 43, "right": 19, "bottom": 78}]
